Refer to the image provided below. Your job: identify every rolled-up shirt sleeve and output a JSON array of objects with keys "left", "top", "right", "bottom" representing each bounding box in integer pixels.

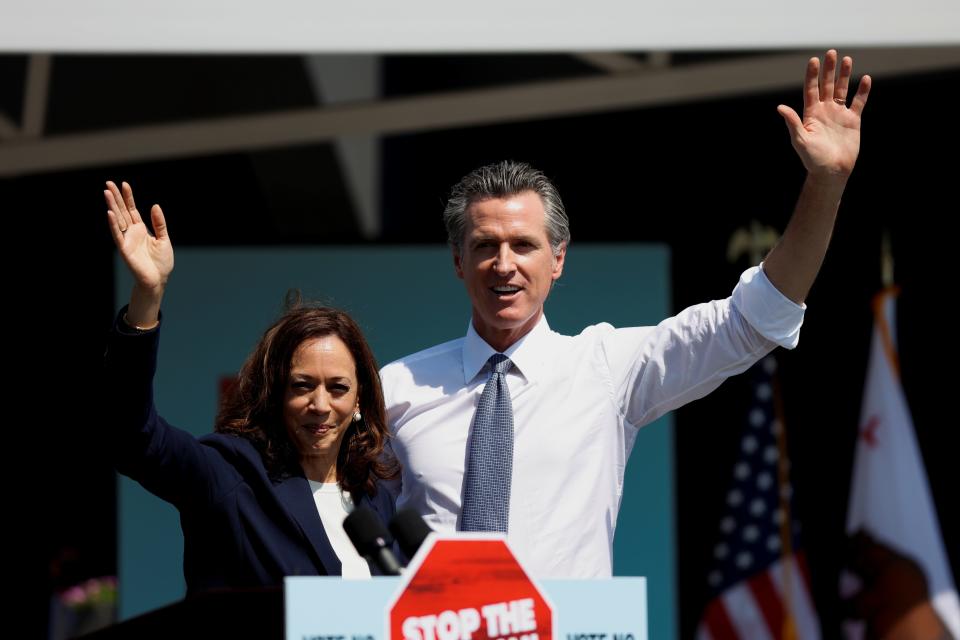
[
  {"left": 732, "top": 263, "right": 806, "bottom": 349},
  {"left": 601, "top": 265, "right": 806, "bottom": 429}
]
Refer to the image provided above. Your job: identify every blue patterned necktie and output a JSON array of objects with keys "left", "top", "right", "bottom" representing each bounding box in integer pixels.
[{"left": 460, "top": 353, "right": 514, "bottom": 532}]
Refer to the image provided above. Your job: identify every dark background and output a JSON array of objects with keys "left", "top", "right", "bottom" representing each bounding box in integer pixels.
[{"left": 3, "top": 53, "right": 956, "bottom": 639}]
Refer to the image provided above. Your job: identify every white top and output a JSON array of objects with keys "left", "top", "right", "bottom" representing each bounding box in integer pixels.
[
  {"left": 380, "top": 265, "right": 805, "bottom": 578},
  {"left": 308, "top": 481, "right": 372, "bottom": 579}
]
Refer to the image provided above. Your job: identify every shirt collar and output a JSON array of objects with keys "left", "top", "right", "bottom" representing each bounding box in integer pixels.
[{"left": 462, "top": 314, "right": 553, "bottom": 385}]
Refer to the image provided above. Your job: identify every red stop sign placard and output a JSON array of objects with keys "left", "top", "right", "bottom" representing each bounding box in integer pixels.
[{"left": 388, "top": 535, "right": 554, "bottom": 640}]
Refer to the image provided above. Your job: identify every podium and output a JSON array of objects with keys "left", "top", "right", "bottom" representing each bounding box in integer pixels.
[{"left": 84, "top": 535, "right": 647, "bottom": 640}]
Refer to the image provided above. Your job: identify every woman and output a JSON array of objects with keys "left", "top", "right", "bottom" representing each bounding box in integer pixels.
[{"left": 103, "top": 180, "right": 398, "bottom": 592}]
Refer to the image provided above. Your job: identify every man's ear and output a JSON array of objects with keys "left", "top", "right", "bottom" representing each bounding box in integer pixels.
[
  {"left": 453, "top": 249, "right": 464, "bottom": 280},
  {"left": 552, "top": 243, "right": 567, "bottom": 281}
]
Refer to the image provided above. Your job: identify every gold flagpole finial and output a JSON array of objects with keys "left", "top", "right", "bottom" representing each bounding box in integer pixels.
[
  {"left": 881, "top": 229, "right": 894, "bottom": 288},
  {"left": 727, "top": 220, "right": 780, "bottom": 266}
]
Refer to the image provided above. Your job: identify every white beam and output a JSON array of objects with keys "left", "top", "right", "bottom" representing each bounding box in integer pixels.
[
  {"left": 0, "top": 113, "right": 18, "bottom": 140},
  {"left": 647, "top": 51, "right": 671, "bottom": 69},
  {"left": 575, "top": 52, "right": 647, "bottom": 74},
  {"left": 2, "top": 48, "right": 958, "bottom": 177},
  {"left": 304, "top": 55, "right": 381, "bottom": 238},
  {"left": 23, "top": 54, "right": 52, "bottom": 137}
]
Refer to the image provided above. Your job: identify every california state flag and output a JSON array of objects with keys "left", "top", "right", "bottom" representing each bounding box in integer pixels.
[{"left": 846, "top": 287, "right": 959, "bottom": 637}]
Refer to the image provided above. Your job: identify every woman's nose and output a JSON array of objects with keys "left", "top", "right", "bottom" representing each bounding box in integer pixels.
[{"left": 308, "top": 388, "right": 330, "bottom": 413}]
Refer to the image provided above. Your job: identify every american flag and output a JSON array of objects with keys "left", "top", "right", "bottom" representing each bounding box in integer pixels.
[{"left": 696, "top": 355, "right": 820, "bottom": 640}]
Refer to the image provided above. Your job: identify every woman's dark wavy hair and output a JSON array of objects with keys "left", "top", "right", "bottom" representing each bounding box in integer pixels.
[{"left": 215, "top": 300, "right": 398, "bottom": 498}]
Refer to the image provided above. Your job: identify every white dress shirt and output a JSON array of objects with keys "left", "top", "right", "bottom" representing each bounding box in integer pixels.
[
  {"left": 380, "top": 266, "right": 804, "bottom": 578},
  {"left": 308, "top": 480, "right": 372, "bottom": 578}
]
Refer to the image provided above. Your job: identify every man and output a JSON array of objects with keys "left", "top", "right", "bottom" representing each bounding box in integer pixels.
[{"left": 380, "top": 51, "right": 871, "bottom": 578}]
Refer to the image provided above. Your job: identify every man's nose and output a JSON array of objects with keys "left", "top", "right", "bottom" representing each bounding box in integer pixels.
[{"left": 493, "top": 244, "right": 516, "bottom": 275}]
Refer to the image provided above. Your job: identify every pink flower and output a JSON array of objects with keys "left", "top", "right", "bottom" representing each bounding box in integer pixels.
[{"left": 59, "top": 576, "right": 118, "bottom": 609}]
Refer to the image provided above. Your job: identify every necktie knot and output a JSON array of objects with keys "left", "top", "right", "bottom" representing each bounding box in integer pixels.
[{"left": 488, "top": 353, "right": 512, "bottom": 376}]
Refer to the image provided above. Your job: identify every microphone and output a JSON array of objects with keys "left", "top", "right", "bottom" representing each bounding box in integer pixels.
[
  {"left": 343, "top": 507, "right": 402, "bottom": 576},
  {"left": 389, "top": 508, "right": 433, "bottom": 562}
]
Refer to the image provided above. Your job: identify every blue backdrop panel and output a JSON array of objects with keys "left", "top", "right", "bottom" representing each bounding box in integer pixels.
[{"left": 115, "top": 244, "right": 674, "bottom": 639}]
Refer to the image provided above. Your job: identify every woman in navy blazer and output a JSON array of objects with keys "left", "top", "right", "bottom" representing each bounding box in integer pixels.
[{"left": 103, "top": 180, "right": 399, "bottom": 592}]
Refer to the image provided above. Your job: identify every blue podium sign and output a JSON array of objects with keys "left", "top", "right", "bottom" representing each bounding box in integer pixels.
[
  {"left": 286, "top": 535, "right": 646, "bottom": 640},
  {"left": 286, "top": 577, "right": 646, "bottom": 640}
]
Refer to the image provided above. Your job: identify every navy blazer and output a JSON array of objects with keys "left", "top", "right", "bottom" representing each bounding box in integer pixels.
[{"left": 104, "top": 314, "right": 396, "bottom": 593}]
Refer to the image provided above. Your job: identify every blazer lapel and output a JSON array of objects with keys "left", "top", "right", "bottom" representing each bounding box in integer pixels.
[{"left": 274, "top": 474, "right": 342, "bottom": 576}]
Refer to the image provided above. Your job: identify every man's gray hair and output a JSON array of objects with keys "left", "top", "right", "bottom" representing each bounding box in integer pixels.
[{"left": 443, "top": 160, "right": 570, "bottom": 255}]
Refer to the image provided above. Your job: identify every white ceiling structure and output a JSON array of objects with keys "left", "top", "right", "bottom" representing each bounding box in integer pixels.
[
  {"left": 2, "top": 1, "right": 958, "bottom": 237},
  {"left": 2, "top": 0, "right": 958, "bottom": 52}
]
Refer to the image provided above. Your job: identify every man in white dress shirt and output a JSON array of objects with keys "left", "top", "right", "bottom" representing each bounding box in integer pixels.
[{"left": 380, "top": 51, "right": 871, "bottom": 578}]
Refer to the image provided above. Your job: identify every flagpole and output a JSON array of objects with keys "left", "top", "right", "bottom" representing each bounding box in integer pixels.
[
  {"left": 845, "top": 239, "right": 960, "bottom": 638},
  {"left": 874, "top": 230, "right": 901, "bottom": 380},
  {"left": 722, "top": 220, "right": 814, "bottom": 638},
  {"left": 773, "top": 373, "right": 799, "bottom": 640}
]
